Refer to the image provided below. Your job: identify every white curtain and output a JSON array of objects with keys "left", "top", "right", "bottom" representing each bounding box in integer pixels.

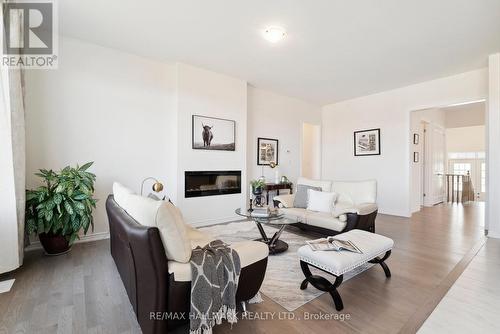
[{"left": 0, "top": 7, "right": 26, "bottom": 274}]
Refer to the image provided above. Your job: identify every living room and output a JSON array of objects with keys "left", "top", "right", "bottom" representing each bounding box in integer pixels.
[{"left": 1, "top": 1, "right": 500, "bottom": 334}]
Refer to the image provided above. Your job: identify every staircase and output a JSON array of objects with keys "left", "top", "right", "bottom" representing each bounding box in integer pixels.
[{"left": 446, "top": 171, "right": 475, "bottom": 203}]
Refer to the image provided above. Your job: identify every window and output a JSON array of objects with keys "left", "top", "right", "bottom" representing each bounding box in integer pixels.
[
  {"left": 452, "top": 163, "right": 471, "bottom": 175},
  {"left": 452, "top": 163, "right": 471, "bottom": 191},
  {"left": 448, "top": 151, "right": 485, "bottom": 159}
]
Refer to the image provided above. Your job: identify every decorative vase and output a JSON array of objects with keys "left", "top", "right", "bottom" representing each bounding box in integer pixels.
[
  {"left": 274, "top": 168, "right": 280, "bottom": 184},
  {"left": 252, "top": 187, "right": 265, "bottom": 207},
  {"left": 38, "top": 232, "right": 71, "bottom": 255},
  {"left": 252, "top": 186, "right": 263, "bottom": 196}
]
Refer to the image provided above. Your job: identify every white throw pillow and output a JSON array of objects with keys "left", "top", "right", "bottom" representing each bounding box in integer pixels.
[
  {"left": 113, "top": 182, "right": 135, "bottom": 209},
  {"left": 307, "top": 189, "right": 337, "bottom": 213},
  {"left": 156, "top": 202, "right": 192, "bottom": 263},
  {"left": 112, "top": 182, "right": 192, "bottom": 263}
]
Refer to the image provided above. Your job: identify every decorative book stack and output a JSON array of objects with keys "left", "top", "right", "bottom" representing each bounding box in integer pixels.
[{"left": 251, "top": 205, "right": 271, "bottom": 217}]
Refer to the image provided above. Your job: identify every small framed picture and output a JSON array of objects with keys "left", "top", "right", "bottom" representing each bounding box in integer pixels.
[
  {"left": 414, "top": 152, "right": 419, "bottom": 163},
  {"left": 354, "top": 128, "right": 381, "bottom": 156},
  {"left": 257, "top": 137, "right": 279, "bottom": 165},
  {"left": 413, "top": 133, "right": 419, "bottom": 145}
]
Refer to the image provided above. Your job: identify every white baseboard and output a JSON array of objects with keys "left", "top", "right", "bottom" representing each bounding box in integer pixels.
[
  {"left": 378, "top": 209, "right": 412, "bottom": 218},
  {"left": 24, "top": 231, "right": 110, "bottom": 251},
  {"left": 487, "top": 230, "right": 500, "bottom": 239}
]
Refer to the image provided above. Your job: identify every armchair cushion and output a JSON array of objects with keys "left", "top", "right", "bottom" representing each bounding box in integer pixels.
[
  {"left": 353, "top": 203, "right": 378, "bottom": 215},
  {"left": 332, "top": 202, "right": 378, "bottom": 216},
  {"left": 168, "top": 240, "right": 269, "bottom": 282},
  {"left": 305, "top": 212, "right": 347, "bottom": 232},
  {"left": 332, "top": 180, "right": 377, "bottom": 206},
  {"left": 274, "top": 193, "right": 295, "bottom": 208},
  {"left": 185, "top": 224, "right": 216, "bottom": 249},
  {"left": 280, "top": 207, "right": 308, "bottom": 222}
]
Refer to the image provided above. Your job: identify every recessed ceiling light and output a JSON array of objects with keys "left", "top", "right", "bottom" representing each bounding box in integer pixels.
[{"left": 263, "top": 26, "right": 286, "bottom": 43}]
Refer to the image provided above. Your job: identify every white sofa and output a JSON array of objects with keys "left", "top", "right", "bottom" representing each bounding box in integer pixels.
[{"left": 274, "top": 177, "right": 378, "bottom": 235}]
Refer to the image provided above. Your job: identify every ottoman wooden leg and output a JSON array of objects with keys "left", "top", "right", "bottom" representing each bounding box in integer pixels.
[
  {"left": 368, "top": 250, "right": 392, "bottom": 277},
  {"left": 299, "top": 261, "right": 345, "bottom": 311}
]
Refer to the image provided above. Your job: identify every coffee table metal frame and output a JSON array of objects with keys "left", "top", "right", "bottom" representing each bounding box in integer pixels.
[{"left": 235, "top": 208, "right": 291, "bottom": 254}]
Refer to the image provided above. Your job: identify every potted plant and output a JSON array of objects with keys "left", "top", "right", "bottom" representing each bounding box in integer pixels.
[
  {"left": 250, "top": 179, "right": 266, "bottom": 196},
  {"left": 25, "top": 162, "right": 97, "bottom": 255}
]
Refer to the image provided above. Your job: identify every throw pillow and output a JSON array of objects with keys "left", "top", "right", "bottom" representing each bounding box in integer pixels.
[
  {"left": 113, "top": 182, "right": 135, "bottom": 208},
  {"left": 307, "top": 189, "right": 337, "bottom": 213},
  {"left": 156, "top": 202, "right": 192, "bottom": 263},
  {"left": 112, "top": 183, "right": 192, "bottom": 263},
  {"left": 293, "top": 184, "right": 322, "bottom": 208}
]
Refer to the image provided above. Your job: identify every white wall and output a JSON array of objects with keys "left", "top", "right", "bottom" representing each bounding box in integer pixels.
[
  {"left": 175, "top": 63, "right": 248, "bottom": 226},
  {"left": 446, "top": 126, "right": 485, "bottom": 153},
  {"left": 247, "top": 86, "right": 321, "bottom": 186},
  {"left": 322, "top": 69, "right": 488, "bottom": 217},
  {"left": 445, "top": 103, "right": 485, "bottom": 128},
  {"left": 25, "top": 37, "right": 177, "bottom": 235},
  {"left": 412, "top": 108, "right": 446, "bottom": 127},
  {"left": 24, "top": 38, "right": 322, "bottom": 236},
  {"left": 487, "top": 54, "right": 500, "bottom": 237}
]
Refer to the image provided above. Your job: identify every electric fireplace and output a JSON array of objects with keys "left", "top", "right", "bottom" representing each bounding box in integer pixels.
[{"left": 185, "top": 171, "right": 241, "bottom": 198}]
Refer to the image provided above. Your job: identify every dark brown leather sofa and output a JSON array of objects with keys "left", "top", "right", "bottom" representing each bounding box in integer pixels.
[{"left": 106, "top": 195, "right": 268, "bottom": 334}]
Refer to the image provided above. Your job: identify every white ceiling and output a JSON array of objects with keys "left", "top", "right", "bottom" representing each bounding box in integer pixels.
[{"left": 59, "top": 0, "right": 500, "bottom": 105}]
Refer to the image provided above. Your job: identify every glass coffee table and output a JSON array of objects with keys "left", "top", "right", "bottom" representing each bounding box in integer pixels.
[{"left": 235, "top": 208, "right": 292, "bottom": 254}]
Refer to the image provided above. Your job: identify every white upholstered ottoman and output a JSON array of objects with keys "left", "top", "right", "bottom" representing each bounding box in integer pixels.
[{"left": 297, "top": 229, "right": 394, "bottom": 311}]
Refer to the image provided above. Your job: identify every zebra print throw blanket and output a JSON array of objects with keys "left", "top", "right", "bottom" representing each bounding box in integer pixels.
[{"left": 190, "top": 240, "right": 241, "bottom": 334}]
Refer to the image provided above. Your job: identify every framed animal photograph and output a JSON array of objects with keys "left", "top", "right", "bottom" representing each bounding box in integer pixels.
[
  {"left": 257, "top": 137, "right": 279, "bottom": 165},
  {"left": 192, "top": 115, "right": 235, "bottom": 151},
  {"left": 354, "top": 128, "right": 381, "bottom": 156}
]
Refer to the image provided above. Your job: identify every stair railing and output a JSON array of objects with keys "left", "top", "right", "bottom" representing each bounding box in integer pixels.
[{"left": 446, "top": 171, "right": 475, "bottom": 203}]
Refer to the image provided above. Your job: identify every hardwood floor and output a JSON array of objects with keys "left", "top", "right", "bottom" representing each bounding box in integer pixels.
[
  {"left": 0, "top": 202, "right": 486, "bottom": 334},
  {"left": 418, "top": 238, "right": 500, "bottom": 333}
]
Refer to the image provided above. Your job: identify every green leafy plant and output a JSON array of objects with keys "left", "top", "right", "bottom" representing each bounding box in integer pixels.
[
  {"left": 250, "top": 179, "right": 266, "bottom": 190},
  {"left": 25, "top": 162, "right": 97, "bottom": 245}
]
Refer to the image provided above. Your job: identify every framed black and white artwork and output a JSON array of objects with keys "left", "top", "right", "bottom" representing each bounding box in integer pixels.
[
  {"left": 354, "top": 128, "right": 381, "bottom": 156},
  {"left": 257, "top": 137, "right": 279, "bottom": 165},
  {"left": 192, "top": 115, "right": 235, "bottom": 151}
]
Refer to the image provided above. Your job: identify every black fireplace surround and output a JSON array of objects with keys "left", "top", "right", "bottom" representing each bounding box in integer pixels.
[{"left": 185, "top": 171, "right": 241, "bottom": 198}]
